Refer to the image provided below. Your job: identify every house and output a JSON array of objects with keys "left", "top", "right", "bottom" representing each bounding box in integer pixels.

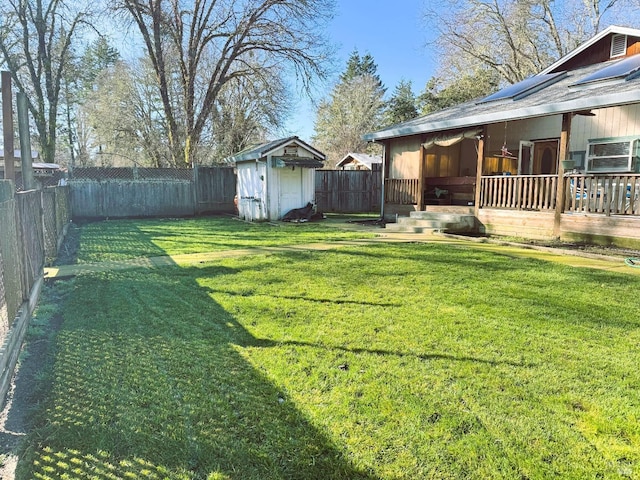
[
  {"left": 336, "top": 153, "right": 382, "bottom": 170},
  {"left": 364, "top": 25, "right": 640, "bottom": 249},
  {"left": 227, "top": 136, "right": 325, "bottom": 221}
]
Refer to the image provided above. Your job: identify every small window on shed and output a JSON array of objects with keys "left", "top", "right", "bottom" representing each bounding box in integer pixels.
[
  {"left": 284, "top": 146, "right": 298, "bottom": 156},
  {"left": 611, "top": 34, "right": 627, "bottom": 58}
]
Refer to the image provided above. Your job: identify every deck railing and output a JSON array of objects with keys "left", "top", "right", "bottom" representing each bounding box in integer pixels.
[
  {"left": 480, "top": 175, "right": 557, "bottom": 210},
  {"left": 387, "top": 174, "right": 640, "bottom": 217},
  {"left": 385, "top": 178, "right": 420, "bottom": 205},
  {"left": 563, "top": 174, "right": 640, "bottom": 215}
]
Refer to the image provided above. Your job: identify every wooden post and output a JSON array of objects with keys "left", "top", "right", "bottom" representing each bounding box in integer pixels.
[
  {"left": 418, "top": 142, "right": 425, "bottom": 211},
  {"left": 554, "top": 113, "right": 572, "bottom": 237},
  {"left": 474, "top": 127, "right": 487, "bottom": 218},
  {"left": 17, "top": 92, "right": 35, "bottom": 190},
  {"left": 2, "top": 71, "right": 15, "bottom": 180},
  {"left": 192, "top": 161, "right": 199, "bottom": 215},
  {"left": 380, "top": 142, "right": 387, "bottom": 219}
]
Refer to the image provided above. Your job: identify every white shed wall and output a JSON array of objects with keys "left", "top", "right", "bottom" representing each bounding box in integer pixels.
[
  {"left": 266, "top": 162, "right": 316, "bottom": 219},
  {"left": 236, "top": 161, "right": 267, "bottom": 221}
]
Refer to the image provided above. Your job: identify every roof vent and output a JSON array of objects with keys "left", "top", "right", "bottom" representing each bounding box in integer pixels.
[{"left": 611, "top": 34, "right": 627, "bottom": 58}]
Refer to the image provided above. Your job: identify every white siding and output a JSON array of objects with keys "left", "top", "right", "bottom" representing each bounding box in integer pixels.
[
  {"left": 485, "top": 116, "right": 562, "bottom": 154},
  {"left": 569, "top": 104, "right": 640, "bottom": 152}
]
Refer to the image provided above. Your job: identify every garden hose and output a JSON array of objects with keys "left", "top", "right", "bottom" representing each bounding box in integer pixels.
[{"left": 625, "top": 257, "right": 640, "bottom": 268}]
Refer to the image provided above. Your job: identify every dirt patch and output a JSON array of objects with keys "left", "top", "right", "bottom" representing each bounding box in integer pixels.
[
  {"left": 54, "top": 222, "right": 81, "bottom": 266},
  {"left": 0, "top": 310, "right": 64, "bottom": 479}
]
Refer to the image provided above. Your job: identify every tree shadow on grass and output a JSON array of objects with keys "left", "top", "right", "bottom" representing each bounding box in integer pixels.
[{"left": 16, "top": 265, "right": 377, "bottom": 480}]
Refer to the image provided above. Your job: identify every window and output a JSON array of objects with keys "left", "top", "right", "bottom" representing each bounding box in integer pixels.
[{"left": 586, "top": 138, "right": 640, "bottom": 172}]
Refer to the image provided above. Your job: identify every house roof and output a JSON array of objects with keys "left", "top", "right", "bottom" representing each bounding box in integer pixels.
[
  {"left": 336, "top": 153, "right": 382, "bottom": 168},
  {"left": 226, "top": 136, "right": 325, "bottom": 163},
  {"left": 364, "top": 25, "right": 640, "bottom": 142}
]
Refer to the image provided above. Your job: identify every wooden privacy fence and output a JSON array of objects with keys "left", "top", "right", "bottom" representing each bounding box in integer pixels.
[
  {"left": 0, "top": 181, "right": 71, "bottom": 410},
  {"left": 71, "top": 167, "right": 382, "bottom": 218},
  {"left": 315, "top": 169, "right": 382, "bottom": 213},
  {"left": 69, "top": 166, "right": 237, "bottom": 219}
]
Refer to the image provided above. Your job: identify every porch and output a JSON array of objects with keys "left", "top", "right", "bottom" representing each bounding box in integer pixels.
[
  {"left": 385, "top": 173, "right": 640, "bottom": 247},
  {"left": 385, "top": 173, "right": 640, "bottom": 215}
]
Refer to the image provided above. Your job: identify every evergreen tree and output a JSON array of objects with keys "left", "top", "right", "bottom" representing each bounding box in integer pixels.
[
  {"left": 314, "top": 51, "right": 385, "bottom": 167},
  {"left": 384, "top": 79, "right": 418, "bottom": 126},
  {"left": 418, "top": 69, "right": 499, "bottom": 115},
  {"left": 340, "top": 49, "right": 384, "bottom": 89}
]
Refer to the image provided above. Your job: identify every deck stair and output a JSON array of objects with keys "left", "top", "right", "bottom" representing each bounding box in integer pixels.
[{"left": 386, "top": 209, "right": 476, "bottom": 234}]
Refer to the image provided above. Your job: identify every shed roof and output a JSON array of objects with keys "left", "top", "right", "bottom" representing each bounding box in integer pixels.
[
  {"left": 364, "top": 25, "right": 640, "bottom": 142},
  {"left": 336, "top": 153, "right": 382, "bottom": 169},
  {"left": 226, "top": 136, "right": 325, "bottom": 163}
]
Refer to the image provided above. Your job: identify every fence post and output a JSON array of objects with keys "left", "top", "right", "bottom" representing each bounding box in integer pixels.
[
  {"left": 2, "top": 72, "right": 15, "bottom": 181},
  {"left": 17, "top": 92, "right": 35, "bottom": 190},
  {"left": 193, "top": 162, "right": 199, "bottom": 215}
]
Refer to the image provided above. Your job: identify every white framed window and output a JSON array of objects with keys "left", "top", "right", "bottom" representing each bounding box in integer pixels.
[{"left": 586, "top": 138, "right": 640, "bottom": 172}]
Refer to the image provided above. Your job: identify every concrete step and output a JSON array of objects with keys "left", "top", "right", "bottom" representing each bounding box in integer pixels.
[
  {"left": 387, "top": 212, "right": 477, "bottom": 234},
  {"left": 384, "top": 223, "right": 436, "bottom": 234},
  {"left": 409, "top": 211, "right": 475, "bottom": 222}
]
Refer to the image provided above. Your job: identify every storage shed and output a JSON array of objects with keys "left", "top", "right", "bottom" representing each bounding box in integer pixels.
[{"left": 227, "top": 137, "right": 325, "bottom": 221}]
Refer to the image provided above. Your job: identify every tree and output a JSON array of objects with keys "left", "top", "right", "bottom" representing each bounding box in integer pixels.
[
  {"left": 418, "top": 69, "right": 499, "bottom": 114},
  {"left": 208, "top": 68, "right": 289, "bottom": 163},
  {"left": 341, "top": 49, "right": 383, "bottom": 86},
  {"left": 0, "top": 0, "right": 93, "bottom": 164},
  {"left": 422, "top": 0, "right": 640, "bottom": 87},
  {"left": 313, "top": 75, "right": 385, "bottom": 168},
  {"left": 84, "top": 58, "right": 172, "bottom": 167},
  {"left": 61, "top": 37, "right": 120, "bottom": 167},
  {"left": 383, "top": 79, "right": 418, "bottom": 126},
  {"left": 111, "top": 0, "right": 334, "bottom": 167},
  {"left": 313, "top": 51, "right": 385, "bottom": 167}
]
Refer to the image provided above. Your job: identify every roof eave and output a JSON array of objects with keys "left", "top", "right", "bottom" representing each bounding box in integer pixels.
[
  {"left": 363, "top": 89, "right": 640, "bottom": 141},
  {"left": 540, "top": 25, "right": 640, "bottom": 74}
]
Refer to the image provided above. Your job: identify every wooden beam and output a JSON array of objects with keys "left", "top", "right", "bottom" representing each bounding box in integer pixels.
[
  {"left": 474, "top": 127, "right": 487, "bottom": 217},
  {"left": 554, "top": 112, "right": 572, "bottom": 237},
  {"left": 418, "top": 141, "right": 425, "bottom": 211},
  {"left": 2, "top": 71, "right": 15, "bottom": 181}
]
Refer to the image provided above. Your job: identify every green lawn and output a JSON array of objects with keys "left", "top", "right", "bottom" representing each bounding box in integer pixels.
[
  {"left": 70, "top": 216, "right": 378, "bottom": 263},
  {"left": 18, "top": 217, "right": 640, "bottom": 479}
]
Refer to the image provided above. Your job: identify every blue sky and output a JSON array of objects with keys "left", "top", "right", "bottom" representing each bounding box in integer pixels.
[{"left": 285, "top": 0, "right": 439, "bottom": 140}]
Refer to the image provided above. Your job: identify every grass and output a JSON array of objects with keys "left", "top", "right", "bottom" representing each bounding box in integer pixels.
[
  {"left": 71, "top": 215, "right": 378, "bottom": 263},
  {"left": 17, "top": 217, "right": 640, "bottom": 479}
]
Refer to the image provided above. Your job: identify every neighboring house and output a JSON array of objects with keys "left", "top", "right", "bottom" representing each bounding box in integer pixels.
[
  {"left": 336, "top": 153, "right": 382, "bottom": 170},
  {"left": 0, "top": 150, "right": 64, "bottom": 190},
  {"left": 364, "top": 25, "right": 640, "bottom": 248},
  {"left": 227, "top": 136, "right": 325, "bottom": 221}
]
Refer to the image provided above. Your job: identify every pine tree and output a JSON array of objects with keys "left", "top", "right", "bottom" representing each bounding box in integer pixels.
[
  {"left": 383, "top": 79, "right": 418, "bottom": 126},
  {"left": 313, "top": 51, "right": 385, "bottom": 167}
]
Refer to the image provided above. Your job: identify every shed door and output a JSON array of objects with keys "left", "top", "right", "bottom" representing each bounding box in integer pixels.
[{"left": 279, "top": 167, "right": 303, "bottom": 217}]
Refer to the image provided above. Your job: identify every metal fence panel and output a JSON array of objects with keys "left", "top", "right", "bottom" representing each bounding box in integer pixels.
[
  {"left": 16, "top": 190, "right": 45, "bottom": 290},
  {"left": 0, "top": 182, "right": 23, "bottom": 333}
]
